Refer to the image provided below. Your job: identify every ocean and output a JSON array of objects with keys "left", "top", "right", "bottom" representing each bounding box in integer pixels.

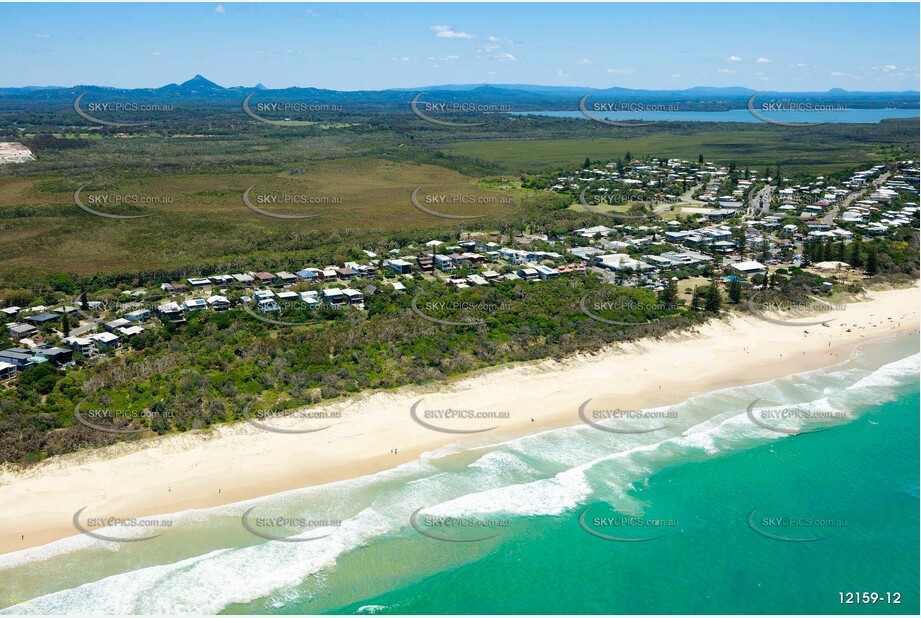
[
  {"left": 1, "top": 334, "right": 918, "bottom": 615},
  {"left": 511, "top": 109, "right": 920, "bottom": 124}
]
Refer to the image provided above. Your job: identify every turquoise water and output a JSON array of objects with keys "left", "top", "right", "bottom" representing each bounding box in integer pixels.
[
  {"left": 513, "top": 109, "right": 920, "bottom": 124},
  {"left": 1, "top": 335, "right": 918, "bottom": 615},
  {"left": 324, "top": 390, "right": 919, "bottom": 615}
]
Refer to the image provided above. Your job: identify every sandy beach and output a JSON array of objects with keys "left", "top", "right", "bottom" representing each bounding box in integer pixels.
[{"left": 1, "top": 285, "right": 918, "bottom": 557}]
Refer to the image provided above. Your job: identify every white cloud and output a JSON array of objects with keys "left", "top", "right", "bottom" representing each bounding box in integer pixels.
[
  {"left": 487, "top": 71, "right": 497, "bottom": 76},
  {"left": 726, "top": 55, "right": 742, "bottom": 62},
  {"left": 477, "top": 35, "right": 512, "bottom": 56},
  {"left": 306, "top": 9, "right": 320, "bottom": 17},
  {"left": 755, "top": 57, "right": 771, "bottom": 64},
  {"left": 431, "top": 25, "right": 476, "bottom": 39},
  {"left": 717, "top": 69, "right": 735, "bottom": 74},
  {"left": 578, "top": 58, "right": 592, "bottom": 65},
  {"left": 557, "top": 69, "right": 570, "bottom": 78},
  {"left": 494, "top": 53, "right": 516, "bottom": 61},
  {"left": 873, "top": 64, "right": 898, "bottom": 72},
  {"left": 391, "top": 56, "right": 411, "bottom": 62},
  {"left": 606, "top": 68, "right": 636, "bottom": 75},
  {"left": 151, "top": 51, "right": 163, "bottom": 56},
  {"left": 670, "top": 73, "right": 681, "bottom": 78},
  {"left": 213, "top": 4, "right": 225, "bottom": 14},
  {"left": 830, "top": 71, "right": 849, "bottom": 77},
  {"left": 794, "top": 63, "right": 808, "bottom": 68},
  {"left": 34, "top": 33, "right": 50, "bottom": 39}
]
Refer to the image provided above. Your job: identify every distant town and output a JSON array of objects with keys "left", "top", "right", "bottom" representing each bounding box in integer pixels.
[{"left": 2, "top": 157, "right": 916, "bottom": 382}]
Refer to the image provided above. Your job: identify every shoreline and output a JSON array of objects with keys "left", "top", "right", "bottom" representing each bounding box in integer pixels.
[{"left": 1, "top": 285, "right": 918, "bottom": 558}]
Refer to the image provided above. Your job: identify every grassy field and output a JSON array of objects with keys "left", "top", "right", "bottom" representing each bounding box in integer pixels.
[
  {"left": 440, "top": 121, "right": 920, "bottom": 174},
  {"left": 0, "top": 156, "right": 535, "bottom": 280},
  {"left": 2, "top": 116, "right": 916, "bottom": 284}
]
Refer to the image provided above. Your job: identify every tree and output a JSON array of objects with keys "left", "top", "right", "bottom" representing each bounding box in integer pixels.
[
  {"left": 732, "top": 227, "right": 747, "bottom": 258},
  {"left": 60, "top": 311, "right": 71, "bottom": 337},
  {"left": 823, "top": 238, "right": 834, "bottom": 262},
  {"left": 698, "top": 154, "right": 704, "bottom": 164},
  {"left": 727, "top": 279, "right": 742, "bottom": 304},
  {"left": 835, "top": 241, "right": 846, "bottom": 262},
  {"left": 704, "top": 281, "right": 723, "bottom": 313},
  {"left": 583, "top": 157, "right": 591, "bottom": 169},
  {"left": 624, "top": 151, "right": 631, "bottom": 162},
  {"left": 691, "top": 286, "right": 703, "bottom": 310},
  {"left": 658, "top": 278, "right": 678, "bottom": 309},
  {"left": 848, "top": 237, "right": 863, "bottom": 267},
  {"left": 865, "top": 244, "right": 879, "bottom": 275}
]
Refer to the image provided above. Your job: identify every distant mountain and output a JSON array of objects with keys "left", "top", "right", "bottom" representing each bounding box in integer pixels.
[{"left": 0, "top": 75, "right": 917, "bottom": 111}]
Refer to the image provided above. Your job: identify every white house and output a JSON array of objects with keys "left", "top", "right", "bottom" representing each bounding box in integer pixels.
[
  {"left": 730, "top": 260, "right": 767, "bottom": 277},
  {"left": 183, "top": 298, "right": 207, "bottom": 312},
  {"left": 206, "top": 295, "right": 231, "bottom": 311},
  {"left": 595, "top": 254, "right": 653, "bottom": 272},
  {"left": 88, "top": 331, "right": 121, "bottom": 349}
]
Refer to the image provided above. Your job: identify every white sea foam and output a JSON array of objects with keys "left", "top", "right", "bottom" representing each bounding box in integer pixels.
[{"left": 3, "top": 351, "right": 917, "bottom": 615}]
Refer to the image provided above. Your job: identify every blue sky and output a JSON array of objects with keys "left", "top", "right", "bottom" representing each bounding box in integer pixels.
[{"left": 1, "top": 3, "right": 918, "bottom": 91}]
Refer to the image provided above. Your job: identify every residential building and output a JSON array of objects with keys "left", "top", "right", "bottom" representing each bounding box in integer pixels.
[
  {"left": 206, "top": 295, "right": 231, "bottom": 311},
  {"left": 387, "top": 259, "right": 413, "bottom": 275},
  {"left": 88, "top": 332, "right": 121, "bottom": 349},
  {"left": 6, "top": 323, "right": 37, "bottom": 340},
  {"left": 730, "top": 260, "right": 768, "bottom": 277},
  {"left": 125, "top": 309, "right": 151, "bottom": 322},
  {"left": 63, "top": 336, "right": 97, "bottom": 358}
]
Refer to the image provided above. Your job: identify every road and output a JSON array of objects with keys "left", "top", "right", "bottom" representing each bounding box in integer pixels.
[
  {"left": 748, "top": 184, "right": 773, "bottom": 217},
  {"left": 651, "top": 182, "right": 705, "bottom": 216},
  {"left": 822, "top": 171, "right": 890, "bottom": 225},
  {"left": 68, "top": 320, "right": 100, "bottom": 337}
]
